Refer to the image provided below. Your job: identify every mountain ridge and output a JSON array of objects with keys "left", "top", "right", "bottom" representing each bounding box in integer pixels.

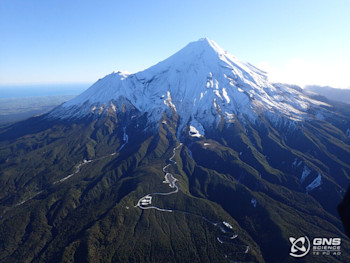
[
  {"left": 304, "top": 85, "right": 350, "bottom": 104},
  {"left": 48, "top": 38, "right": 332, "bottom": 136}
]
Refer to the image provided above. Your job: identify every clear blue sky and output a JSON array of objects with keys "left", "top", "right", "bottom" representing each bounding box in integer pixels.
[{"left": 1, "top": 0, "right": 350, "bottom": 88}]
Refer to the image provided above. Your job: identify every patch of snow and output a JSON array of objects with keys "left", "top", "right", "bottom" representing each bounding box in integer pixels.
[
  {"left": 98, "top": 105, "right": 105, "bottom": 115},
  {"left": 222, "top": 88, "right": 230, "bottom": 103},
  {"left": 213, "top": 98, "right": 220, "bottom": 111},
  {"left": 189, "top": 120, "right": 205, "bottom": 138},
  {"left": 306, "top": 173, "right": 322, "bottom": 192},
  {"left": 225, "top": 112, "right": 235, "bottom": 122},
  {"left": 189, "top": 119, "right": 205, "bottom": 138},
  {"left": 112, "top": 70, "right": 130, "bottom": 79},
  {"left": 346, "top": 128, "right": 350, "bottom": 137},
  {"left": 206, "top": 80, "right": 211, "bottom": 89},
  {"left": 123, "top": 127, "right": 128, "bottom": 141},
  {"left": 118, "top": 126, "right": 129, "bottom": 151},
  {"left": 251, "top": 198, "right": 257, "bottom": 208},
  {"left": 164, "top": 91, "right": 177, "bottom": 111},
  {"left": 214, "top": 89, "right": 223, "bottom": 100},
  {"left": 214, "top": 79, "right": 219, "bottom": 90},
  {"left": 223, "top": 221, "right": 233, "bottom": 229},
  {"left": 300, "top": 165, "right": 311, "bottom": 183},
  {"left": 203, "top": 143, "right": 210, "bottom": 146},
  {"left": 110, "top": 101, "right": 116, "bottom": 112}
]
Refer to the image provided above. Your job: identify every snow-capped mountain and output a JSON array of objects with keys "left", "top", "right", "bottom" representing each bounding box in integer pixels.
[
  {"left": 1, "top": 38, "right": 350, "bottom": 263},
  {"left": 49, "top": 38, "right": 329, "bottom": 135}
]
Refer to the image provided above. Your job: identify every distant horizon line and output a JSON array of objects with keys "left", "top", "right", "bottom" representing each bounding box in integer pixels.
[{"left": 0, "top": 82, "right": 93, "bottom": 87}]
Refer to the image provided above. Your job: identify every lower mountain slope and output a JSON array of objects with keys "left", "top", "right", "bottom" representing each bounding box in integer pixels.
[{"left": 0, "top": 105, "right": 349, "bottom": 262}]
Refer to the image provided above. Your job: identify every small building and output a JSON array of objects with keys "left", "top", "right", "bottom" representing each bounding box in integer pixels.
[{"left": 140, "top": 195, "right": 152, "bottom": 206}]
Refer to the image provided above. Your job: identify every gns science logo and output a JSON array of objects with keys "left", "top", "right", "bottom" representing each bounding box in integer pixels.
[
  {"left": 289, "top": 236, "right": 310, "bottom": 257},
  {"left": 289, "top": 236, "right": 342, "bottom": 258}
]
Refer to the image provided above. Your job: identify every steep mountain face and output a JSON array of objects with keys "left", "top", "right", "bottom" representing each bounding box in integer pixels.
[{"left": 0, "top": 38, "right": 350, "bottom": 263}]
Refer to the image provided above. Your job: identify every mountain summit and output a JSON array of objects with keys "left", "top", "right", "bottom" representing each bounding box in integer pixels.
[{"left": 49, "top": 38, "right": 329, "bottom": 136}]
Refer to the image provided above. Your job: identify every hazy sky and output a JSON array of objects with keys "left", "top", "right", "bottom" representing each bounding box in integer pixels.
[{"left": 1, "top": 0, "right": 350, "bottom": 88}]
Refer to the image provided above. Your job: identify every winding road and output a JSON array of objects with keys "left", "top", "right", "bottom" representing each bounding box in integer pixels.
[
  {"left": 134, "top": 142, "right": 250, "bottom": 261},
  {"left": 135, "top": 143, "right": 182, "bottom": 212}
]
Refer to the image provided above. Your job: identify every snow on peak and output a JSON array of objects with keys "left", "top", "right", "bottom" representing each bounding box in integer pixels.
[
  {"left": 136, "top": 37, "right": 268, "bottom": 89},
  {"left": 112, "top": 70, "right": 130, "bottom": 78},
  {"left": 48, "top": 38, "right": 329, "bottom": 132}
]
